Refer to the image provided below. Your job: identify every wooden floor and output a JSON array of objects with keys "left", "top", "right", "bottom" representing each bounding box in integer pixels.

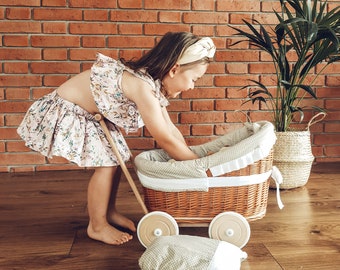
[{"left": 0, "top": 163, "right": 339, "bottom": 270}]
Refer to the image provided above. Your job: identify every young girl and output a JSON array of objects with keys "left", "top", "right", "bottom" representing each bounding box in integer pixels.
[{"left": 17, "top": 32, "right": 216, "bottom": 245}]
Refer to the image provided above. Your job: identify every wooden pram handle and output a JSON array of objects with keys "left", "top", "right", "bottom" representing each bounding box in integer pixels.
[{"left": 94, "top": 114, "right": 148, "bottom": 215}]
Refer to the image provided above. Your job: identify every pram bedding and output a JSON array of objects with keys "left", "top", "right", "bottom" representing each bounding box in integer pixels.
[{"left": 135, "top": 121, "right": 276, "bottom": 192}]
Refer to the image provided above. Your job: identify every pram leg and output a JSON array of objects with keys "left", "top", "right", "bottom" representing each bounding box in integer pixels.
[{"left": 94, "top": 114, "right": 148, "bottom": 215}]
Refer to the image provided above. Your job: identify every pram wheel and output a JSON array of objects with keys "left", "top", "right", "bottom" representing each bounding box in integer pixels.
[
  {"left": 208, "top": 211, "right": 250, "bottom": 248},
  {"left": 137, "top": 211, "right": 179, "bottom": 248}
]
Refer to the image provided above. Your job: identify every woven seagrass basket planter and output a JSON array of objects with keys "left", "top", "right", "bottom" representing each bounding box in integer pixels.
[
  {"left": 270, "top": 113, "right": 326, "bottom": 189},
  {"left": 270, "top": 131, "right": 314, "bottom": 189}
]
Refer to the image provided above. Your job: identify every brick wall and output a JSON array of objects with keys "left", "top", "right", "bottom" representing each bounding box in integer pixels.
[{"left": 0, "top": 0, "right": 339, "bottom": 172}]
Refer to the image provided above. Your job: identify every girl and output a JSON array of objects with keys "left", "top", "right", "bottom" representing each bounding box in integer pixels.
[{"left": 17, "top": 32, "right": 216, "bottom": 245}]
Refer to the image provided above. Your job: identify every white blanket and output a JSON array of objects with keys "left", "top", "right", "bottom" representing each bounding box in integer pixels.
[{"left": 139, "top": 235, "right": 247, "bottom": 270}]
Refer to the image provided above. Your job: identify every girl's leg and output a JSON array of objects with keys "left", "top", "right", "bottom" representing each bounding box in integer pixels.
[
  {"left": 107, "top": 166, "right": 136, "bottom": 232},
  {"left": 86, "top": 166, "right": 133, "bottom": 245}
]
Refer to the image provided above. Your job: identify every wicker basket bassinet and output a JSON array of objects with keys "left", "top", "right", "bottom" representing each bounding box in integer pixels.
[{"left": 134, "top": 121, "right": 281, "bottom": 225}]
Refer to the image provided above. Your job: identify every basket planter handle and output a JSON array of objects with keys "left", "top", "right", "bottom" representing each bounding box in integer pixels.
[{"left": 307, "top": 112, "right": 326, "bottom": 130}]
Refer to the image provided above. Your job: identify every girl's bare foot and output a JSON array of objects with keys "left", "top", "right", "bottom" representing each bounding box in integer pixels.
[
  {"left": 108, "top": 210, "right": 136, "bottom": 232},
  {"left": 87, "top": 222, "right": 133, "bottom": 245}
]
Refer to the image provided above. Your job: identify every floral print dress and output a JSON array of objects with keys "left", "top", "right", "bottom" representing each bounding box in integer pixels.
[{"left": 17, "top": 53, "right": 169, "bottom": 167}]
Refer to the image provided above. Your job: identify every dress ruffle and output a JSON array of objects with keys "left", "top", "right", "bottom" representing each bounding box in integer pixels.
[{"left": 17, "top": 91, "right": 130, "bottom": 167}]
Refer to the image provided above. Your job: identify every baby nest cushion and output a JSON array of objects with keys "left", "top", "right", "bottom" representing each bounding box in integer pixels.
[
  {"left": 139, "top": 235, "right": 247, "bottom": 270},
  {"left": 134, "top": 121, "right": 276, "bottom": 190}
]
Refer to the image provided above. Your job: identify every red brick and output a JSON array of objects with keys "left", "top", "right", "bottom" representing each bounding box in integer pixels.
[
  {"left": 226, "top": 63, "right": 248, "bottom": 74},
  {"left": 82, "top": 36, "right": 106, "bottom": 48},
  {"left": 215, "top": 123, "right": 244, "bottom": 135},
  {"left": 33, "top": 8, "right": 82, "bottom": 20},
  {"left": 261, "top": 1, "right": 281, "bottom": 12},
  {"left": 42, "top": 22, "right": 67, "bottom": 33},
  {"left": 314, "top": 134, "right": 340, "bottom": 145},
  {"left": 0, "top": 89, "right": 4, "bottom": 99},
  {"left": 70, "top": 22, "right": 117, "bottom": 35},
  {"left": 3, "top": 35, "right": 29, "bottom": 46},
  {"left": 324, "top": 145, "right": 340, "bottom": 157},
  {"left": 192, "top": 25, "right": 214, "bottom": 36},
  {"left": 0, "top": 48, "right": 41, "bottom": 60},
  {"left": 4, "top": 62, "right": 29, "bottom": 74},
  {"left": 167, "top": 100, "right": 191, "bottom": 112},
  {"left": 316, "top": 63, "right": 340, "bottom": 74},
  {"left": 0, "top": 75, "right": 42, "bottom": 87},
  {"left": 325, "top": 99, "right": 340, "bottom": 110},
  {"left": 191, "top": 125, "right": 214, "bottom": 136},
  {"left": 325, "top": 123, "right": 340, "bottom": 133},
  {"left": 159, "top": 12, "right": 181, "bottom": 23},
  {"left": 42, "top": 0, "right": 67, "bottom": 7},
  {"left": 326, "top": 76, "right": 340, "bottom": 87},
  {"left": 0, "top": 153, "right": 46, "bottom": 165},
  {"left": 192, "top": 0, "right": 215, "bottom": 10},
  {"left": 183, "top": 12, "right": 228, "bottom": 24},
  {"left": 0, "top": 21, "right": 41, "bottom": 33},
  {"left": 83, "top": 10, "right": 108, "bottom": 21},
  {"left": 36, "top": 164, "right": 82, "bottom": 171},
  {"left": 5, "top": 8, "right": 31, "bottom": 20},
  {"left": 215, "top": 74, "right": 259, "bottom": 87},
  {"left": 181, "top": 111, "right": 225, "bottom": 124},
  {"left": 30, "top": 62, "right": 80, "bottom": 74},
  {"left": 31, "top": 35, "right": 80, "bottom": 47},
  {"left": 5, "top": 88, "right": 30, "bottom": 100},
  {"left": 43, "top": 49, "right": 68, "bottom": 60},
  {"left": 0, "top": 142, "right": 5, "bottom": 152},
  {"left": 6, "top": 141, "right": 31, "bottom": 152},
  {"left": 0, "top": 0, "right": 40, "bottom": 6},
  {"left": 69, "top": 48, "right": 113, "bottom": 61},
  {"left": 182, "top": 87, "right": 226, "bottom": 99},
  {"left": 144, "top": 0, "right": 190, "bottom": 10},
  {"left": 229, "top": 14, "right": 252, "bottom": 24},
  {"left": 206, "top": 62, "right": 226, "bottom": 74},
  {"left": 192, "top": 100, "right": 214, "bottom": 111},
  {"left": 69, "top": 0, "right": 117, "bottom": 8},
  {"left": 249, "top": 63, "right": 276, "bottom": 74},
  {"left": 110, "top": 10, "right": 157, "bottom": 22},
  {"left": 0, "top": 102, "right": 32, "bottom": 114},
  {"left": 125, "top": 138, "right": 155, "bottom": 150},
  {"left": 118, "top": 0, "right": 142, "bottom": 8},
  {"left": 118, "top": 24, "right": 143, "bottom": 35},
  {"left": 108, "top": 36, "right": 155, "bottom": 48},
  {"left": 216, "top": 50, "right": 259, "bottom": 62},
  {"left": 217, "top": 0, "right": 260, "bottom": 12},
  {"left": 253, "top": 13, "right": 279, "bottom": 25}
]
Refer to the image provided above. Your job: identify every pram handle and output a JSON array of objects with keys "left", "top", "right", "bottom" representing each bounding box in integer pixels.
[{"left": 94, "top": 113, "right": 148, "bottom": 215}]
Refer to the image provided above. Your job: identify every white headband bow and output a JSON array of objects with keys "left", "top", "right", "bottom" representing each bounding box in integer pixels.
[{"left": 177, "top": 37, "right": 216, "bottom": 65}]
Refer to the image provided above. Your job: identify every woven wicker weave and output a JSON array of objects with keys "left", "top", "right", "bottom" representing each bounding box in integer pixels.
[{"left": 143, "top": 150, "right": 273, "bottom": 225}]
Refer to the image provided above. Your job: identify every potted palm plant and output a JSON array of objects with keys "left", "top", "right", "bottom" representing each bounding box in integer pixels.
[{"left": 230, "top": 0, "right": 340, "bottom": 188}]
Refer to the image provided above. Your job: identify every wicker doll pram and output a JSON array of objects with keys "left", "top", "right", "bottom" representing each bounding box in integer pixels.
[
  {"left": 95, "top": 114, "right": 283, "bottom": 248},
  {"left": 134, "top": 121, "right": 283, "bottom": 225}
]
